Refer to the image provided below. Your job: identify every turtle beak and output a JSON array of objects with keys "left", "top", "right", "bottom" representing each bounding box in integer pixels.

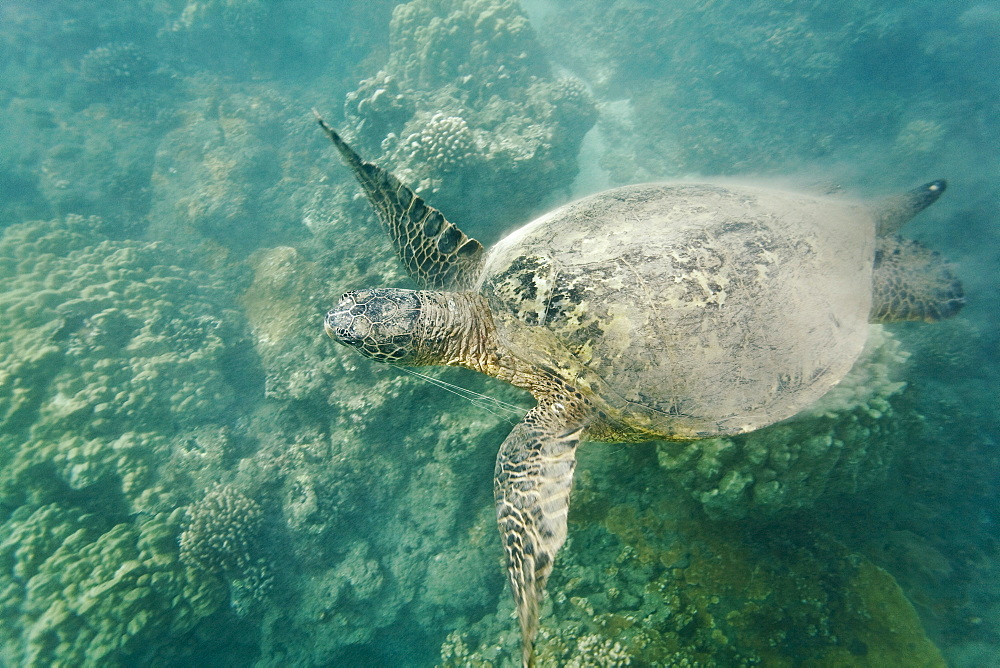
[{"left": 324, "top": 294, "right": 360, "bottom": 342}]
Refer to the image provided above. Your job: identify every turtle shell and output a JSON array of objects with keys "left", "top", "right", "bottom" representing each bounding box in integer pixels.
[{"left": 477, "top": 183, "right": 876, "bottom": 439}]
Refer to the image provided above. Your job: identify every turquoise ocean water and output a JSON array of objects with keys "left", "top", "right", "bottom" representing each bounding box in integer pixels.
[{"left": 0, "top": 1, "right": 997, "bottom": 665}]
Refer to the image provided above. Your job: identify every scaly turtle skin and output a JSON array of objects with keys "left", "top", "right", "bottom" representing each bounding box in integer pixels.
[{"left": 315, "top": 114, "right": 963, "bottom": 667}]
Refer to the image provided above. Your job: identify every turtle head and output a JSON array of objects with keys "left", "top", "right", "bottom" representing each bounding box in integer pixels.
[{"left": 325, "top": 288, "right": 425, "bottom": 364}]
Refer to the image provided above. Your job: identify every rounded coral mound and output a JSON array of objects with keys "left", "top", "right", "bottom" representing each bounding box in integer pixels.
[
  {"left": 180, "top": 484, "right": 264, "bottom": 575},
  {"left": 398, "top": 112, "right": 479, "bottom": 172}
]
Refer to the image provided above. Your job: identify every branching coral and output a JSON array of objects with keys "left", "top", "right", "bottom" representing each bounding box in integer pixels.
[
  {"left": 566, "top": 634, "right": 632, "bottom": 667},
  {"left": 542, "top": 77, "right": 600, "bottom": 130}
]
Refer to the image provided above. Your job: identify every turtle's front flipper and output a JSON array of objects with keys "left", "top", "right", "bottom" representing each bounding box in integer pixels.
[
  {"left": 314, "top": 113, "right": 483, "bottom": 291},
  {"left": 495, "top": 393, "right": 588, "bottom": 668},
  {"left": 870, "top": 236, "right": 964, "bottom": 322}
]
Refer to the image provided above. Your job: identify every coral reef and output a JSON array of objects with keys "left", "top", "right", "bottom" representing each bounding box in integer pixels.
[
  {"left": 3, "top": 56, "right": 167, "bottom": 227},
  {"left": 236, "top": 237, "right": 517, "bottom": 663},
  {"left": 78, "top": 43, "right": 153, "bottom": 86},
  {"left": 339, "top": 0, "right": 597, "bottom": 239},
  {"left": 0, "top": 97, "right": 60, "bottom": 224},
  {"left": 387, "top": 0, "right": 547, "bottom": 93},
  {"left": 344, "top": 71, "right": 417, "bottom": 154},
  {"left": 145, "top": 80, "right": 313, "bottom": 250},
  {"left": 440, "top": 447, "right": 946, "bottom": 667},
  {"left": 539, "top": 0, "right": 901, "bottom": 94},
  {"left": 0, "top": 215, "right": 249, "bottom": 455},
  {"left": 894, "top": 119, "right": 946, "bottom": 157},
  {"left": 533, "top": 0, "right": 921, "bottom": 177},
  {"left": 160, "top": 0, "right": 398, "bottom": 81},
  {"left": 0, "top": 504, "right": 225, "bottom": 666},
  {"left": 179, "top": 484, "right": 264, "bottom": 575},
  {"left": 37, "top": 109, "right": 160, "bottom": 224},
  {"left": 0, "top": 0, "right": 992, "bottom": 665},
  {"left": 657, "top": 326, "right": 913, "bottom": 519},
  {"left": 162, "top": 0, "right": 276, "bottom": 76},
  {"left": 170, "top": 0, "right": 272, "bottom": 39},
  {"left": 0, "top": 214, "right": 256, "bottom": 661}
]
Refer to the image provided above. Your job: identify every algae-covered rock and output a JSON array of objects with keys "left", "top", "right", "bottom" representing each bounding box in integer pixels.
[
  {"left": 35, "top": 107, "right": 159, "bottom": 224},
  {"left": 161, "top": 0, "right": 396, "bottom": 81},
  {"left": 146, "top": 79, "right": 312, "bottom": 251}
]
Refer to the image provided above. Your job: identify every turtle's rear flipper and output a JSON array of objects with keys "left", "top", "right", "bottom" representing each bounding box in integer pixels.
[
  {"left": 495, "top": 393, "right": 586, "bottom": 668},
  {"left": 315, "top": 112, "right": 484, "bottom": 291},
  {"left": 875, "top": 180, "right": 947, "bottom": 236},
  {"left": 870, "top": 236, "right": 964, "bottom": 323}
]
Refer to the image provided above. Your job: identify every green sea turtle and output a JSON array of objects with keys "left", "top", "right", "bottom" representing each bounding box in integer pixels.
[{"left": 315, "top": 114, "right": 963, "bottom": 666}]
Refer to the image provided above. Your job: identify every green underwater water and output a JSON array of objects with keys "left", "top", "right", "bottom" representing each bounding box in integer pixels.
[{"left": 0, "top": 0, "right": 997, "bottom": 665}]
